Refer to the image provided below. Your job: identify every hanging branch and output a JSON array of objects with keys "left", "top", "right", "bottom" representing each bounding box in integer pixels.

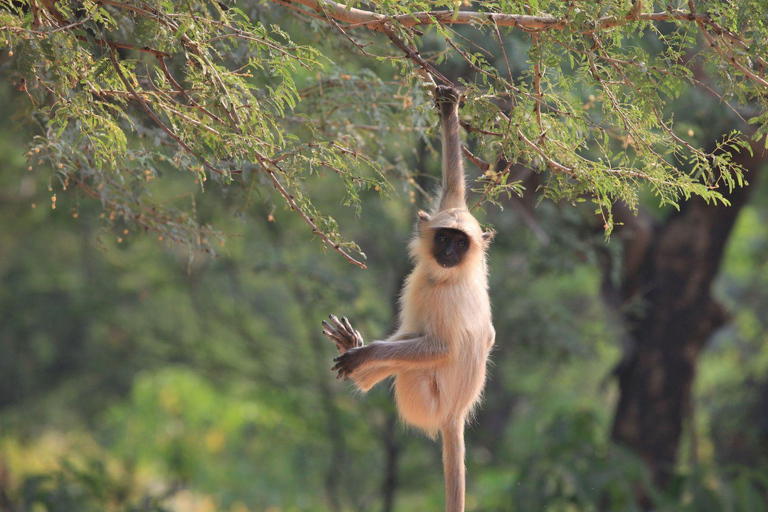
[{"left": 263, "top": 165, "right": 368, "bottom": 269}]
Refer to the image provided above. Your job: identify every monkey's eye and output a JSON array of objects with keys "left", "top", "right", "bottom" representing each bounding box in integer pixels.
[
  {"left": 457, "top": 240, "right": 467, "bottom": 248},
  {"left": 437, "top": 235, "right": 447, "bottom": 242}
]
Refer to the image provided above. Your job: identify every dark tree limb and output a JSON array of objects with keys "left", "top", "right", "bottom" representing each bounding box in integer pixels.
[{"left": 605, "top": 139, "right": 765, "bottom": 494}]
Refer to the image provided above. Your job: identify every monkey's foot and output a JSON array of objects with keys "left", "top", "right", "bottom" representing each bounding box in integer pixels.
[
  {"left": 322, "top": 314, "right": 364, "bottom": 354},
  {"left": 332, "top": 348, "right": 364, "bottom": 381}
]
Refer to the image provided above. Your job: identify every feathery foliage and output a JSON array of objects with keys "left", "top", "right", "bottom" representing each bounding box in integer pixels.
[{"left": 1, "top": 0, "right": 767, "bottom": 263}]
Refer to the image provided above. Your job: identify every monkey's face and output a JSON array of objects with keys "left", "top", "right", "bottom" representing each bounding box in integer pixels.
[{"left": 432, "top": 228, "right": 470, "bottom": 268}]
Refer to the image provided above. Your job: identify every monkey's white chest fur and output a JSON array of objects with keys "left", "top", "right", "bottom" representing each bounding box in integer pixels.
[{"left": 394, "top": 268, "right": 494, "bottom": 436}]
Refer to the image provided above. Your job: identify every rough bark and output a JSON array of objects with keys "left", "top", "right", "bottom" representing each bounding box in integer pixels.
[{"left": 606, "top": 144, "right": 764, "bottom": 490}]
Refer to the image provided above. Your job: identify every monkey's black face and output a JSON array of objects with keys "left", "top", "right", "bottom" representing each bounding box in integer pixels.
[{"left": 432, "top": 228, "right": 470, "bottom": 268}]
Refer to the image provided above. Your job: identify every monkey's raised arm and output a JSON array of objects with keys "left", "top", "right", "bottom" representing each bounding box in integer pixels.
[{"left": 435, "top": 85, "right": 466, "bottom": 212}]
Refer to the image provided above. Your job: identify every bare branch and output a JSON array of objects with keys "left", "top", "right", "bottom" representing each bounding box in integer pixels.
[{"left": 462, "top": 146, "right": 490, "bottom": 173}]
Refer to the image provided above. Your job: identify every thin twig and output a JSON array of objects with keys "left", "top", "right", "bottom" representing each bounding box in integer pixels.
[
  {"left": 263, "top": 166, "right": 367, "bottom": 269},
  {"left": 532, "top": 33, "right": 543, "bottom": 135},
  {"left": 156, "top": 57, "right": 228, "bottom": 126},
  {"left": 492, "top": 18, "right": 515, "bottom": 109},
  {"left": 107, "top": 44, "right": 232, "bottom": 176},
  {"left": 381, "top": 24, "right": 451, "bottom": 86},
  {"left": 462, "top": 146, "right": 490, "bottom": 172},
  {"left": 692, "top": 16, "right": 768, "bottom": 87},
  {"left": 472, "top": 159, "right": 515, "bottom": 210}
]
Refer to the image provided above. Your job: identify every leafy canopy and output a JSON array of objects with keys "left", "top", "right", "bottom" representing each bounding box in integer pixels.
[{"left": 1, "top": 0, "right": 767, "bottom": 265}]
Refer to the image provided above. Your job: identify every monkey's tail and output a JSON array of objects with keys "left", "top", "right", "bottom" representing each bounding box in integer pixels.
[{"left": 441, "top": 419, "right": 466, "bottom": 512}]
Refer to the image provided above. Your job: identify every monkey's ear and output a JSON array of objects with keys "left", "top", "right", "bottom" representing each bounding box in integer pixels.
[
  {"left": 417, "top": 210, "right": 432, "bottom": 233},
  {"left": 482, "top": 229, "right": 496, "bottom": 245}
]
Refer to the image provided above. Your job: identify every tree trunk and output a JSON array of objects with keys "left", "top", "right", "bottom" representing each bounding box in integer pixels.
[{"left": 607, "top": 146, "right": 763, "bottom": 489}]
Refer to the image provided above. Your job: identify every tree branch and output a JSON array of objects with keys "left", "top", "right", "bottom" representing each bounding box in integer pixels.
[
  {"left": 107, "top": 44, "right": 232, "bottom": 176},
  {"left": 380, "top": 25, "right": 450, "bottom": 86},
  {"left": 263, "top": 165, "right": 368, "bottom": 269},
  {"left": 279, "top": 0, "right": 713, "bottom": 33},
  {"left": 276, "top": 0, "right": 766, "bottom": 91},
  {"left": 690, "top": 7, "right": 768, "bottom": 89}
]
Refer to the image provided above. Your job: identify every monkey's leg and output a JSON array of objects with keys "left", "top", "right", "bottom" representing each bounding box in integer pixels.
[
  {"left": 441, "top": 419, "right": 466, "bottom": 512},
  {"left": 332, "top": 334, "right": 448, "bottom": 380}
]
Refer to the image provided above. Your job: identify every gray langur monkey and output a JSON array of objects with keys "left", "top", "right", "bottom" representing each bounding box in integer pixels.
[{"left": 322, "top": 85, "right": 495, "bottom": 512}]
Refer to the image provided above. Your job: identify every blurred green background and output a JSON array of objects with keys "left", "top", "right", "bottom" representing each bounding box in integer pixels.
[{"left": 2, "top": 6, "right": 768, "bottom": 512}]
